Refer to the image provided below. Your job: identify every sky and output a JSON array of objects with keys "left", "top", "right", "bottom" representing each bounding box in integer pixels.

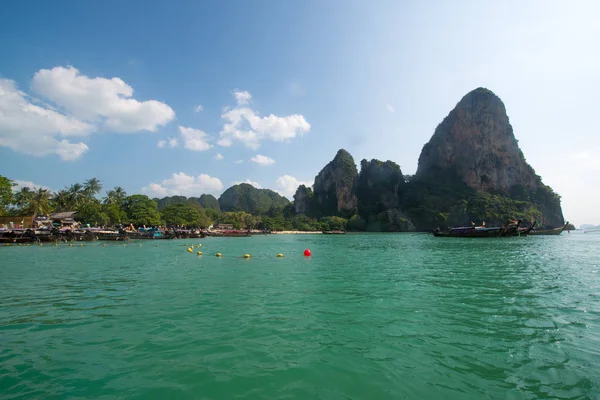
[{"left": 1, "top": 0, "right": 599, "bottom": 226}]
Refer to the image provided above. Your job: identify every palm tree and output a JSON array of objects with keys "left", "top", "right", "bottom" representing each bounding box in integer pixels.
[
  {"left": 103, "top": 186, "right": 127, "bottom": 205},
  {"left": 68, "top": 183, "right": 84, "bottom": 209},
  {"left": 52, "top": 190, "right": 71, "bottom": 212},
  {"left": 84, "top": 178, "right": 102, "bottom": 198},
  {"left": 13, "top": 187, "right": 34, "bottom": 209},
  {"left": 29, "top": 189, "right": 52, "bottom": 216}
]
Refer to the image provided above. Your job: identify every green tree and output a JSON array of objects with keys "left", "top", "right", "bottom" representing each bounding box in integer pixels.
[
  {"left": 103, "top": 204, "right": 127, "bottom": 226},
  {"left": 13, "top": 187, "right": 34, "bottom": 210},
  {"left": 103, "top": 186, "right": 127, "bottom": 205},
  {"left": 84, "top": 178, "right": 102, "bottom": 199},
  {"left": 161, "top": 204, "right": 203, "bottom": 226},
  {"left": 51, "top": 190, "right": 71, "bottom": 212},
  {"left": 76, "top": 200, "right": 108, "bottom": 226},
  {"left": 122, "top": 195, "right": 162, "bottom": 226},
  {"left": 29, "top": 188, "right": 53, "bottom": 216},
  {"left": 0, "top": 175, "right": 15, "bottom": 215}
]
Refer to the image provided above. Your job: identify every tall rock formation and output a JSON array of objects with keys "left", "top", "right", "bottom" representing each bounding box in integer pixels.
[
  {"left": 415, "top": 87, "right": 563, "bottom": 227},
  {"left": 293, "top": 185, "right": 314, "bottom": 215},
  {"left": 417, "top": 87, "right": 537, "bottom": 191},
  {"left": 356, "top": 159, "right": 406, "bottom": 215},
  {"left": 311, "top": 149, "right": 358, "bottom": 218}
]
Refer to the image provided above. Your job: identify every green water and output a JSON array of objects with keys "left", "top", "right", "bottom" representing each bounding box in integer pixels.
[{"left": 1, "top": 234, "right": 599, "bottom": 399}]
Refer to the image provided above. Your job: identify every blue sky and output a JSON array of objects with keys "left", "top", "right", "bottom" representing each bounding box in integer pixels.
[{"left": 1, "top": 0, "right": 599, "bottom": 225}]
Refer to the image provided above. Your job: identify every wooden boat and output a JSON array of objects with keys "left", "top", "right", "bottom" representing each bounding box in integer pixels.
[
  {"left": 529, "top": 221, "right": 569, "bottom": 236},
  {"left": 97, "top": 230, "right": 129, "bottom": 241},
  {"left": 208, "top": 230, "right": 250, "bottom": 237},
  {"left": 0, "top": 229, "right": 38, "bottom": 243},
  {"left": 433, "top": 220, "right": 522, "bottom": 238},
  {"left": 322, "top": 230, "right": 346, "bottom": 234}
]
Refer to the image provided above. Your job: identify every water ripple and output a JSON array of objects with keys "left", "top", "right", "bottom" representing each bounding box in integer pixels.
[{"left": 1, "top": 234, "right": 599, "bottom": 399}]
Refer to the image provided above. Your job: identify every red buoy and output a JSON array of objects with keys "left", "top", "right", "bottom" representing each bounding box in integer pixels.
[{"left": 303, "top": 249, "right": 312, "bottom": 257}]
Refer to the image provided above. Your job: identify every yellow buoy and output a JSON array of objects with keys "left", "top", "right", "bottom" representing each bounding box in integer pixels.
[
  {"left": 197, "top": 244, "right": 202, "bottom": 248},
  {"left": 216, "top": 253, "right": 222, "bottom": 257},
  {"left": 18, "top": 244, "right": 22, "bottom": 246},
  {"left": 40, "top": 243, "right": 43, "bottom": 246},
  {"left": 277, "top": 253, "right": 284, "bottom": 257},
  {"left": 187, "top": 247, "right": 193, "bottom": 253},
  {"left": 184, "top": 244, "right": 188, "bottom": 246},
  {"left": 69, "top": 244, "right": 73, "bottom": 247},
  {"left": 139, "top": 244, "right": 142, "bottom": 247},
  {"left": 123, "top": 244, "right": 127, "bottom": 247},
  {"left": 155, "top": 244, "right": 159, "bottom": 247},
  {"left": 103, "top": 244, "right": 107, "bottom": 247},
  {"left": 79, "top": 244, "right": 83, "bottom": 247},
  {"left": 26, "top": 244, "right": 30, "bottom": 246},
  {"left": 197, "top": 251, "right": 202, "bottom": 255},
  {"left": 243, "top": 254, "right": 250, "bottom": 258}
]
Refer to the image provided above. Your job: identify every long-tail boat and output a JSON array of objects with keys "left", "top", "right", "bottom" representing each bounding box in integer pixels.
[
  {"left": 529, "top": 221, "right": 569, "bottom": 236},
  {"left": 433, "top": 220, "right": 523, "bottom": 238}
]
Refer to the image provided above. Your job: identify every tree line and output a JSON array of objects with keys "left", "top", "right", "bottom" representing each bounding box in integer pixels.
[{"left": 0, "top": 175, "right": 347, "bottom": 231}]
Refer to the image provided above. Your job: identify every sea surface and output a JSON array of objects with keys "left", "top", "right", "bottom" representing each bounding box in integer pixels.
[{"left": 1, "top": 233, "right": 599, "bottom": 399}]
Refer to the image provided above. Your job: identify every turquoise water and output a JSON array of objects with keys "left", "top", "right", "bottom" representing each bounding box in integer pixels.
[{"left": 1, "top": 233, "right": 599, "bottom": 399}]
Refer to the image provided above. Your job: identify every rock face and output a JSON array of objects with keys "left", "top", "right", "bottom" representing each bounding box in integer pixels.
[
  {"left": 415, "top": 87, "right": 564, "bottom": 227},
  {"left": 312, "top": 149, "right": 358, "bottom": 217},
  {"left": 356, "top": 159, "right": 406, "bottom": 216},
  {"left": 219, "top": 183, "right": 290, "bottom": 213},
  {"left": 293, "top": 185, "right": 313, "bottom": 215},
  {"left": 417, "top": 87, "right": 538, "bottom": 192}
]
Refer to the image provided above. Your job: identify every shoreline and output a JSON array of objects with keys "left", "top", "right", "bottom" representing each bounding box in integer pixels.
[{"left": 270, "top": 231, "right": 322, "bottom": 234}]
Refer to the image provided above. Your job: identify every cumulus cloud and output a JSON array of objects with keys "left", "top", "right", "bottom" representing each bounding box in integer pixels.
[
  {"left": 386, "top": 104, "right": 395, "bottom": 113},
  {"left": 157, "top": 140, "right": 166, "bottom": 148},
  {"left": 250, "top": 154, "right": 275, "bottom": 166},
  {"left": 233, "top": 90, "right": 252, "bottom": 105},
  {"left": 217, "top": 91, "right": 310, "bottom": 149},
  {"left": 12, "top": 180, "right": 52, "bottom": 192},
  {"left": 233, "top": 179, "right": 261, "bottom": 188},
  {"left": 0, "top": 66, "right": 175, "bottom": 160},
  {"left": 194, "top": 104, "right": 203, "bottom": 112},
  {"left": 179, "top": 126, "right": 211, "bottom": 151},
  {"left": 0, "top": 79, "right": 91, "bottom": 160},
  {"left": 214, "top": 153, "right": 224, "bottom": 160},
  {"left": 275, "top": 175, "right": 313, "bottom": 198},
  {"left": 142, "top": 172, "right": 224, "bottom": 197},
  {"left": 31, "top": 66, "right": 175, "bottom": 132},
  {"left": 168, "top": 137, "right": 179, "bottom": 148}
]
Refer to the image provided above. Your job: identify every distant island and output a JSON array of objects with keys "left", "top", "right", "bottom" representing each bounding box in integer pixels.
[{"left": 0, "top": 88, "right": 564, "bottom": 232}]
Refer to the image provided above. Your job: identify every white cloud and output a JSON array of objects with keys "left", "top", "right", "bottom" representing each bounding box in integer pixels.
[
  {"left": 233, "top": 90, "right": 252, "bottom": 105},
  {"left": 0, "top": 79, "right": 91, "bottom": 160},
  {"left": 12, "top": 180, "right": 52, "bottom": 192},
  {"left": 386, "top": 104, "right": 395, "bottom": 113},
  {"left": 31, "top": 66, "right": 175, "bottom": 132},
  {"left": 250, "top": 154, "right": 275, "bottom": 166},
  {"left": 168, "top": 137, "right": 179, "bottom": 148},
  {"left": 0, "top": 66, "right": 176, "bottom": 161},
  {"left": 275, "top": 175, "right": 313, "bottom": 198},
  {"left": 214, "top": 153, "right": 224, "bottom": 160},
  {"left": 157, "top": 140, "right": 166, "bottom": 148},
  {"left": 234, "top": 159, "right": 244, "bottom": 164},
  {"left": 179, "top": 126, "right": 211, "bottom": 151},
  {"left": 194, "top": 104, "right": 203, "bottom": 113},
  {"left": 142, "top": 172, "right": 224, "bottom": 197},
  {"left": 233, "top": 179, "right": 261, "bottom": 188},
  {"left": 218, "top": 106, "right": 310, "bottom": 149}
]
